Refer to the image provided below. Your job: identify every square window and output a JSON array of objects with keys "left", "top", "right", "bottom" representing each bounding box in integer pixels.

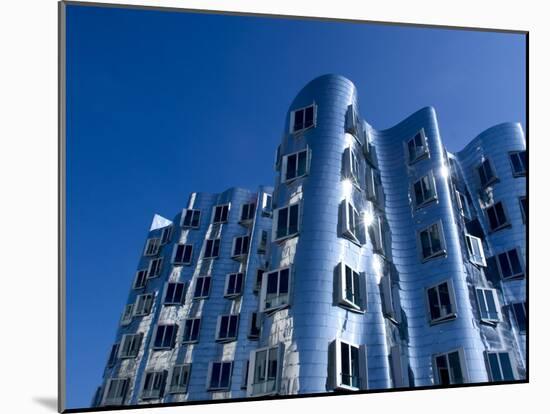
[
  {"left": 133, "top": 269, "right": 148, "bottom": 290},
  {"left": 511, "top": 302, "right": 526, "bottom": 333},
  {"left": 433, "top": 349, "right": 466, "bottom": 385},
  {"left": 413, "top": 172, "right": 437, "bottom": 207},
  {"left": 247, "top": 344, "right": 283, "bottom": 396},
  {"left": 147, "top": 257, "right": 163, "bottom": 279},
  {"left": 224, "top": 273, "right": 244, "bottom": 298},
  {"left": 144, "top": 238, "right": 161, "bottom": 256},
  {"left": 141, "top": 371, "right": 166, "bottom": 400},
  {"left": 273, "top": 203, "right": 300, "bottom": 241},
  {"left": 509, "top": 151, "right": 527, "bottom": 177},
  {"left": 182, "top": 318, "right": 201, "bottom": 343},
  {"left": 340, "top": 199, "right": 363, "bottom": 245},
  {"left": 103, "top": 378, "right": 129, "bottom": 406},
  {"left": 118, "top": 333, "right": 142, "bottom": 359},
  {"left": 486, "top": 352, "right": 515, "bottom": 381},
  {"left": 120, "top": 304, "right": 134, "bottom": 326},
  {"left": 407, "top": 130, "right": 429, "bottom": 163},
  {"left": 426, "top": 280, "right": 456, "bottom": 323},
  {"left": 240, "top": 202, "right": 256, "bottom": 222},
  {"left": 282, "top": 148, "right": 309, "bottom": 183},
  {"left": 248, "top": 312, "right": 261, "bottom": 340},
  {"left": 193, "top": 276, "right": 211, "bottom": 299},
  {"left": 232, "top": 235, "right": 250, "bottom": 258},
  {"left": 181, "top": 209, "right": 201, "bottom": 228},
  {"left": 204, "top": 238, "right": 221, "bottom": 259},
  {"left": 478, "top": 158, "right": 498, "bottom": 187},
  {"left": 336, "top": 262, "right": 364, "bottom": 312},
  {"left": 419, "top": 222, "right": 445, "bottom": 261},
  {"left": 476, "top": 288, "right": 500, "bottom": 323},
  {"left": 496, "top": 248, "right": 524, "bottom": 280},
  {"left": 260, "top": 267, "right": 291, "bottom": 313},
  {"left": 153, "top": 324, "right": 178, "bottom": 350},
  {"left": 208, "top": 362, "right": 233, "bottom": 391},
  {"left": 172, "top": 243, "right": 193, "bottom": 265},
  {"left": 133, "top": 293, "right": 154, "bottom": 316},
  {"left": 465, "top": 234, "right": 486, "bottom": 266},
  {"left": 160, "top": 225, "right": 173, "bottom": 245},
  {"left": 291, "top": 104, "right": 315, "bottom": 133},
  {"left": 212, "top": 204, "right": 230, "bottom": 224},
  {"left": 486, "top": 201, "right": 509, "bottom": 231},
  {"left": 329, "top": 339, "right": 367, "bottom": 391},
  {"left": 169, "top": 364, "right": 191, "bottom": 394},
  {"left": 164, "top": 282, "right": 185, "bottom": 305},
  {"left": 216, "top": 314, "right": 240, "bottom": 342}
]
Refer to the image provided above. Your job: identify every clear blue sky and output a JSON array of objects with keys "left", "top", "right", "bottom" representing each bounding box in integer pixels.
[{"left": 65, "top": 4, "right": 526, "bottom": 409}]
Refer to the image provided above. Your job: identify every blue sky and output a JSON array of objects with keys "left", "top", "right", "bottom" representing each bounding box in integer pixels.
[{"left": 65, "top": 4, "right": 526, "bottom": 408}]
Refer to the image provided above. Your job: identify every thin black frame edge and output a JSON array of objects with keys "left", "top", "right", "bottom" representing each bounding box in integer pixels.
[{"left": 57, "top": 1, "right": 529, "bottom": 413}]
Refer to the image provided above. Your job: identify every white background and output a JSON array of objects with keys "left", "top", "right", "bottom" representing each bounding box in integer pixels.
[{"left": 0, "top": 0, "right": 546, "bottom": 413}]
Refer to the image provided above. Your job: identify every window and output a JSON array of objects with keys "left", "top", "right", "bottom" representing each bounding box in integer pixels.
[
  {"left": 216, "top": 314, "right": 239, "bottom": 342},
  {"left": 204, "top": 238, "right": 220, "bottom": 259},
  {"left": 258, "top": 230, "right": 268, "bottom": 253},
  {"left": 232, "top": 235, "right": 250, "bottom": 258},
  {"left": 118, "top": 333, "right": 142, "bottom": 358},
  {"left": 254, "top": 268, "right": 265, "bottom": 293},
  {"left": 160, "top": 225, "right": 173, "bottom": 245},
  {"left": 291, "top": 104, "right": 315, "bottom": 133},
  {"left": 476, "top": 288, "right": 500, "bottom": 323},
  {"left": 343, "top": 147, "right": 360, "bottom": 185},
  {"left": 419, "top": 222, "right": 445, "bottom": 261},
  {"left": 164, "top": 282, "right": 185, "bottom": 305},
  {"left": 433, "top": 350, "right": 466, "bottom": 385},
  {"left": 141, "top": 371, "right": 166, "bottom": 400},
  {"left": 456, "top": 190, "right": 471, "bottom": 219},
  {"left": 224, "top": 273, "right": 244, "bottom": 297},
  {"left": 369, "top": 215, "right": 385, "bottom": 255},
  {"left": 144, "top": 238, "right": 160, "bottom": 256},
  {"left": 345, "top": 104, "right": 359, "bottom": 135},
  {"left": 336, "top": 262, "right": 364, "bottom": 312},
  {"left": 465, "top": 234, "right": 486, "bottom": 266},
  {"left": 329, "top": 339, "right": 367, "bottom": 390},
  {"left": 260, "top": 267, "right": 290, "bottom": 313},
  {"left": 172, "top": 243, "right": 193, "bottom": 265},
  {"left": 103, "top": 378, "right": 129, "bottom": 406},
  {"left": 366, "top": 165, "right": 382, "bottom": 205},
  {"left": 413, "top": 172, "right": 437, "bottom": 207},
  {"left": 248, "top": 344, "right": 283, "bottom": 396},
  {"left": 486, "top": 352, "right": 515, "bottom": 381},
  {"left": 212, "top": 204, "right": 230, "bottom": 224},
  {"left": 390, "top": 344, "right": 407, "bottom": 388},
  {"left": 496, "top": 248, "right": 524, "bottom": 280},
  {"left": 193, "top": 276, "right": 211, "bottom": 299},
  {"left": 240, "top": 202, "right": 256, "bottom": 222},
  {"left": 261, "top": 193, "right": 272, "bottom": 216},
  {"left": 106, "top": 343, "right": 119, "bottom": 368},
  {"left": 340, "top": 199, "right": 363, "bottom": 244},
  {"left": 426, "top": 280, "right": 456, "bottom": 323},
  {"left": 248, "top": 312, "right": 261, "bottom": 339},
  {"left": 182, "top": 318, "right": 201, "bottom": 343},
  {"left": 407, "top": 130, "right": 429, "bottom": 163},
  {"left": 208, "top": 362, "right": 233, "bottom": 391},
  {"left": 511, "top": 302, "right": 526, "bottom": 333},
  {"left": 181, "top": 209, "right": 201, "bottom": 228},
  {"left": 133, "top": 269, "right": 148, "bottom": 290},
  {"left": 133, "top": 293, "right": 153, "bottom": 316},
  {"left": 519, "top": 196, "right": 527, "bottom": 224},
  {"left": 273, "top": 203, "right": 300, "bottom": 241},
  {"left": 486, "top": 201, "right": 509, "bottom": 231},
  {"left": 282, "top": 149, "right": 309, "bottom": 182},
  {"left": 380, "top": 275, "right": 401, "bottom": 324},
  {"left": 509, "top": 151, "right": 527, "bottom": 177},
  {"left": 153, "top": 324, "right": 178, "bottom": 350},
  {"left": 147, "top": 257, "right": 163, "bottom": 279},
  {"left": 169, "top": 364, "right": 191, "bottom": 394},
  {"left": 120, "top": 304, "right": 134, "bottom": 326},
  {"left": 241, "top": 361, "right": 250, "bottom": 390},
  {"left": 478, "top": 158, "right": 498, "bottom": 187}
]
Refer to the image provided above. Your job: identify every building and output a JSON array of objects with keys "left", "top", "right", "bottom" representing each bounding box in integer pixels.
[{"left": 93, "top": 74, "right": 526, "bottom": 407}]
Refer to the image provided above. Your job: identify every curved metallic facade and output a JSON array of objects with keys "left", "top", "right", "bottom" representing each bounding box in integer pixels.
[{"left": 94, "top": 74, "right": 526, "bottom": 407}]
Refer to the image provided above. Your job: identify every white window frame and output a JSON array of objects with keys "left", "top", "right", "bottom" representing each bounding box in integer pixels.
[
  {"left": 181, "top": 208, "right": 201, "bottom": 228},
  {"left": 133, "top": 293, "right": 154, "bottom": 317},
  {"left": 340, "top": 199, "right": 363, "bottom": 245},
  {"left": 207, "top": 361, "right": 233, "bottom": 391},
  {"left": 118, "top": 333, "right": 142, "bottom": 359},
  {"left": 413, "top": 171, "right": 437, "bottom": 208},
  {"left": 289, "top": 103, "right": 316, "bottom": 134},
  {"left": 240, "top": 202, "right": 256, "bottom": 222},
  {"left": 247, "top": 343, "right": 284, "bottom": 397},
  {"left": 169, "top": 364, "right": 191, "bottom": 394},
  {"left": 144, "top": 237, "right": 160, "bottom": 256},
  {"left": 260, "top": 267, "right": 291, "bottom": 314},
  {"left": 193, "top": 275, "right": 212, "bottom": 299},
  {"left": 140, "top": 370, "right": 166, "bottom": 400},
  {"left": 163, "top": 281, "right": 186, "bottom": 305},
  {"left": 160, "top": 225, "right": 173, "bottom": 245},
  {"left": 433, "top": 348, "right": 468, "bottom": 385},
  {"left": 216, "top": 314, "right": 240, "bottom": 342},
  {"left": 475, "top": 287, "right": 500, "bottom": 324},
  {"left": 120, "top": 304, "right": 134, "bottom": 326},
  {"left": 418, "top": 221, "right": 446, "bottom": 262},
  {"left": 204, "top": 238, "right": 221, "bottom": 259},
  {"left": 212, "top": 203, "right": 230, "bottom": 224},
  {"left": 231, "top": 235, "right": 250, "bottom": 258},
  {"left": 281, "top": 147, "right": 310, "bottom": 184},
  {"left": 465, "top": 234, "right": 486, "bottom": 266},
  {"left": 485, "top": 351, "right": 516, "bottom": 382},
  {"left": 455, "top": 190, "right": 470, "bottom": 219},
  {"left": 224, "top": 272, "right": 244, "bottom": 298},
  {"left": 102, "top": 378, "right": 129, "bottom": 406},
  {"left": 181, "top": 318, "right": 201, "bottom": 344},
  {"left": 426, "top": 280, "right": 457, "bottom": 324},
  {"left": 336, "top": 262, "right": 365, "bottom": 312},
  {"left": 496, "top": 248, "right": 524, "bottom": 280},
  {"left": 152, "top": 324, "right": 178, "bottom": 350},
  {"left": 407, "top": 129, "right": 429, "bottom": 164},
  {"left": 261, "top": 193, "right": 273, "bottom": 217},
  {"left": 272, "top": 202, "right": 300, "bottom": 242},
  {"left": 132, "top": 269, "right": 148, "bottom": 290},
  {"left": 147, "top": 257, "right": 163, "bottom": 279},
  {"left": 329, "top": 338, "right": 368, "bottom": 391},
  {"left": 171, "top": 243, "right": 193, "bottom": 265}
]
